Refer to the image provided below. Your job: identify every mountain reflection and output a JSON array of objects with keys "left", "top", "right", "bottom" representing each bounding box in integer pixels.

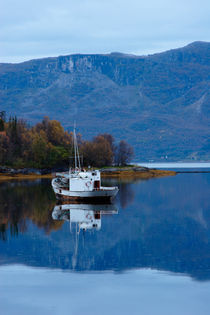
[{"left": 0, "top": 174, "right": 210, "bottom": 281}]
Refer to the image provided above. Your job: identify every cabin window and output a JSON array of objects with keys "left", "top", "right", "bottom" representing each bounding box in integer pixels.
[
  {"left": 94, "top": 181, "right": 100, "bottom": 189},
  {"left": 94, "top": 212, "right": 101, "bottom": 219}
]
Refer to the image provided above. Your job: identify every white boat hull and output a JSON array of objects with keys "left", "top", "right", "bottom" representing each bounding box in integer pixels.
[{"left": 52, "top": 178, "right": 118, "bottom": 201}]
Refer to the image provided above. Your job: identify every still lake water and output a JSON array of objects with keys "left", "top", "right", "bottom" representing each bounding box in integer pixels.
[{"left": 0, "top": 168, "right": 210, "bottom": 314}]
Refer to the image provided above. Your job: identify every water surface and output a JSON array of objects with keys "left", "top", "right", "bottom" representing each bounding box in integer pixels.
[
  {"left": 0, "top": 170, "right": 210, "bottom": 314},
  {"left": 138, "top": 162, "right": 210, "bottom": 169}
]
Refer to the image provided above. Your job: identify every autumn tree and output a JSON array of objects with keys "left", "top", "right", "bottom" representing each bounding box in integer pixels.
[
  {"left": 35, "top": 116, "right": 65, "bottom": 145},
  {"left": 30, "top": 131, "right": 48, "bottom": 168},
  {"left": 5, "top": 117, "right": 31, "bottom": 166},
  {"left": 0, "top": 114, "right": 134, "bottom": 169},
  {"left": 98, "top": 133, "right": 115, "bottom": 153},
  {"left": 32, "top": 116, "right": 74, "bottom": 168},
  {"left": 81, "top": 134, "right": 114, "bottom": 167},
  {"left": 115, "top": 140, "right": 134, "bottom": 166}
]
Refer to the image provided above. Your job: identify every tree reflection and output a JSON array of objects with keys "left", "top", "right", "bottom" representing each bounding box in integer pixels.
[
  {"left": 102, "top": 178, "right": 135, "bottom": 209},
  {"left": 0, "top": 179, "right": 63, "bottom": 241},
  {"left": 0, "top": 224, "right": 7, "bottom": 241},
  {"left": 118, "top": 181, "right": 135, "bottom": 208}
]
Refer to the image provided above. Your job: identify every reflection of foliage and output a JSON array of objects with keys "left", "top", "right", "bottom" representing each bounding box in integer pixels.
[
  {"left": 0, "top": 180, "right": 63, "bottom": 241},
  {"left": 102, "top": 178, "right": 135, "bottom": 209},
  {"left": 0, "top": 224, "right": 7, "bottom": 241},
  {"left": 118, "top": 182, "right": 135, "bottom": 209}
]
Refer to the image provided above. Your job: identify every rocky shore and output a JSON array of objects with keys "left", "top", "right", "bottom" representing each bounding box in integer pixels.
[
  {"left": 0, "top": 166, "right": 53, "bottom": 180},
  {"left": 0, "top": 166, "right": 176, "bottom": 180}
]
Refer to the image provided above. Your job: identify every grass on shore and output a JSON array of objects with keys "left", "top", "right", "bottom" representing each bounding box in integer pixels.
[
  {"left": 101, "top": 169, "right": 176, "bottom": 179},
  {"left": 0, "top": 173, "right": 53, "bottom": 181}
]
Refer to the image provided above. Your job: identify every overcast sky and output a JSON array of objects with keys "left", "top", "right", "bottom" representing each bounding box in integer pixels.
[{"left": 1, "top": 0, "right": 210, "bottom": 63}]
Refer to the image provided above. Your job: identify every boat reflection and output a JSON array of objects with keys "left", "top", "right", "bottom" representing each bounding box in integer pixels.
[{"left": 52, "top": 203, "right": 118, "bottom": 231}]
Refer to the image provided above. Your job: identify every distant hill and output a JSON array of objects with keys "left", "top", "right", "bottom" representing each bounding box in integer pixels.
[{"left": 0, "top": 41, "right": 209, "bottom": 161}]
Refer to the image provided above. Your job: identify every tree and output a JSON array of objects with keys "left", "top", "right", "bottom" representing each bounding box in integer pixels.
[
  {"left": 0, "top": 114, "right": 134, "bottom": 169},
  {"left": 115, "top": 140, "right": 134, "bottom": 166},
  {"left": 0, "top": 133, "right": 9, "bottom": 164},
  {"left": 0, "top": 111, "right": 6, "bottom": 132},
  {"left": 81, "top": 135, "right": 114, "bottom": 167},
  {"left": 96, "top": 133, "right": 115, "bottom": 153},
  {"left": 31, "top": 132, "right": 48, "bottom": 168},
  {"left": 47, "top": 145, "right": 69, "bottom": 168},
  {"left": 6, "top": 117, "right": 29, "bottom": 165},
  {"left": 45, "top": 119, "right": 65, "bottom": 145}
]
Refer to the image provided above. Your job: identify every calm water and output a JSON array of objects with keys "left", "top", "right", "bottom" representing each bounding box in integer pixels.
[
  {"left": 138, "top": 162, "right": 210, "bottom": 169},
  {"left": 0, "top": 170, "right": 210, "bottom": 314}
]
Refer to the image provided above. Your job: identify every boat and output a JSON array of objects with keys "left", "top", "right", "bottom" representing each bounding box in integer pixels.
[{"left": 51, "top": 126, "right": 119, "bottom": 201}]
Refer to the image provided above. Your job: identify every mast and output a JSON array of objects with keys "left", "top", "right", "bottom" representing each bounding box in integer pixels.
[
  {"left": 73, "top": 123, "right": 77, "bottom": 169},
  {"left": 73, "top": 122, "right": 81, "bottom": 170}
]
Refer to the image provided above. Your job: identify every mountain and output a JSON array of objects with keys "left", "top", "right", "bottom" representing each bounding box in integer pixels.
[{"left": 0, "top": 41, "right": 210, "bottom": 161}]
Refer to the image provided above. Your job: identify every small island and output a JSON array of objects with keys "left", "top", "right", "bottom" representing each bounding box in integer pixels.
[{"left": 0, "top": 113, "right": 176, "bottom": 181}]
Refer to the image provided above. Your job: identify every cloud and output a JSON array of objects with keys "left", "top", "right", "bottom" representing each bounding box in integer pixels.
[{"left": 1, "top": 0, "right": 210, "bottom": 62}]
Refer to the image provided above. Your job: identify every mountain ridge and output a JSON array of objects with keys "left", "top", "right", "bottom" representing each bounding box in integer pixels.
[{"left": 0, "top": 41, "right": 209, "bottom": 161}]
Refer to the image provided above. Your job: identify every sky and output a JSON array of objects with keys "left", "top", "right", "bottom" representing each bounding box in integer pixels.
[{"left": 1, "top": 0, "right": 210, "bottom": 63}]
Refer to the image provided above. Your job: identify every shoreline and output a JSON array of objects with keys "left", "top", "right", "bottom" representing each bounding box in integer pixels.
[
  {"left": 101, "top": 167, "right": 176, "bottom": 179},
  {"left": 0, "top": 167, "right": 176, "bottom": 181},
  {"left": 0, "top": 173, "right": 53, "bottom": 181}
]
